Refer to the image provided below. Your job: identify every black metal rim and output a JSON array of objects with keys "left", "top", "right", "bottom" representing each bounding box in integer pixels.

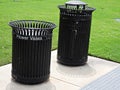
[
  {"left": 58, "top": 5, "right": 96, "bottom": 11},
  {"left": 9, "top": 20, "right": 56, "bottom": 30}
]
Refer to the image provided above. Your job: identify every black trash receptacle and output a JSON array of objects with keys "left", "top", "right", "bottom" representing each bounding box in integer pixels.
[
  {"left": 57, "top": 1, "right": 95, "bottom": 66},
  {"left": 9, "top": 20, "right": 56, "bottom": 84}
]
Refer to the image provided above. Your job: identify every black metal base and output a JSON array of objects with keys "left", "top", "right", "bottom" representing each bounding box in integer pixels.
[
  {"left": 12, "top": 74, "right": 49, "bottom": 84},
  {"left": 57, "top": 57, "right": 87, "bottom": 66}
]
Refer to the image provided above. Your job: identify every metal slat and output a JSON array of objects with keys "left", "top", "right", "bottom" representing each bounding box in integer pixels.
[{"left": 10, "top": 20, "right": 56, "bottom": 84}]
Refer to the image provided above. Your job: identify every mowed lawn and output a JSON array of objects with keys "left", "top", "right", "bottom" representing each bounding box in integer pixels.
[{"left": 0, "top": 0, "right": 120, "bottom": 66}]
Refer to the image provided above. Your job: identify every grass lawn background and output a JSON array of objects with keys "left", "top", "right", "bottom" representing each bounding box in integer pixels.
[{"left": 0, "top": 0, "right": 120, "bottom": 66}]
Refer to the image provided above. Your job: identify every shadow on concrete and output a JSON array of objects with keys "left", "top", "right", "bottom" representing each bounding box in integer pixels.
[
  {"left": 6, "top": 79, "right": 56, "bottom": 90},
  {"left": 56, "top": 63, "right": 96, "bottom": 78}
]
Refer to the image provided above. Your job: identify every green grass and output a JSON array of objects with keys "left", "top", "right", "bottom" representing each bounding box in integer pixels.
[
  {"left": 0, "top": 0, "right": 120, "bottom": 66},
  {"left": 87, "top": 0, "right": 120, "bottom": 62}
]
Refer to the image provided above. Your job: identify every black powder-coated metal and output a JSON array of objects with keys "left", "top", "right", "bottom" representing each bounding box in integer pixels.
[
  {"left": 9, "top": 20, "right": 56, "bottom": 84},
  {"left": 57, "top": 5, "right": 95, "bottom": 66}
]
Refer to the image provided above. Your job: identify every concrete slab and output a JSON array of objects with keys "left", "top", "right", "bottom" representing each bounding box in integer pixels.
[
  {"left": 51, "top": 50, "right": 120, "bottom": 88},
  {"left": 0, "top": 50, "right": 120, "bottom": 90},
  {"left": 0, "top": 64, "right": 80, "bottom": 90},
  {"left": 80, "top": 66, "right": 120, "bottom": 90}
]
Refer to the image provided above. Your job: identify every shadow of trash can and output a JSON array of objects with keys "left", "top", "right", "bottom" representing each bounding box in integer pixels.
[
  {"left": 9, "top": 20, "right": 56, "bottom": 84},
  {"left": 57, "top": 0, "right": 95, "bottom": 66}
]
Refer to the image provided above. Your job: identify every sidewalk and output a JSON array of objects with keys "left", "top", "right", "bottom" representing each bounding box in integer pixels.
[{"left": 0, "top": 50, "right": 120, "bottom": 90}]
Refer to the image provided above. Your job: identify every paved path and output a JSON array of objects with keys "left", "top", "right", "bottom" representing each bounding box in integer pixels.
[
  {"left": 81, "top": 66, "right": 120, "bottom": 90},
  {"left": 0, "top": 50, "right": 119, "bottom": 90}
]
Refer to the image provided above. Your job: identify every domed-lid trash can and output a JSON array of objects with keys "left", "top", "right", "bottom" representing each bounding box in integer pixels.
[
  {"left": 57, "top": 0, "right": 95, "bottom": 66},
  {"left": 9, "top": 20, "right": 56, "bottom": 84}
]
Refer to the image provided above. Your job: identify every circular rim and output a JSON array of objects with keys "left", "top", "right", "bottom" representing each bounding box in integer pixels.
[
  {"left": 58, "top": 5, "right": 96, "bottom": 11},
  {"left": 9, "top": 20, "right": 56, "bottom": 30}
]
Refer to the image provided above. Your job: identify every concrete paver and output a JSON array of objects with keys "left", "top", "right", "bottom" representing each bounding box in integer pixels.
[
  {"left": 51, "top": 50, "right": 120, "bottom": 88},
  {"left": 0, "top": 50, "right": 119, "bottom": 90}
]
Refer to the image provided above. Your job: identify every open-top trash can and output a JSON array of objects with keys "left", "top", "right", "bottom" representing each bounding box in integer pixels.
[
  {"left": 57, "top": 0, "right": 95, "bottom": 66},
  {"left": 9, "top": 20, "right": 56, "bottom": 84}
]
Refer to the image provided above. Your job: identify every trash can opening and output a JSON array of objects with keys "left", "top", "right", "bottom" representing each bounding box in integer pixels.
[
  {"left": 9, "top": 20, "right": 56, "bottom": 37},
  {"left": 9, "top": 20, "right": 56, "bottom": 29}
]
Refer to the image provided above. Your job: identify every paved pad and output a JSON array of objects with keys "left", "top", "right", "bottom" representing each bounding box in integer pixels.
[
  {"left": 80, "top": 66, "right": 120, "bottom": 90},
  {"left": 0, "top": 50, "right": 120, "bottom": 90}
]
